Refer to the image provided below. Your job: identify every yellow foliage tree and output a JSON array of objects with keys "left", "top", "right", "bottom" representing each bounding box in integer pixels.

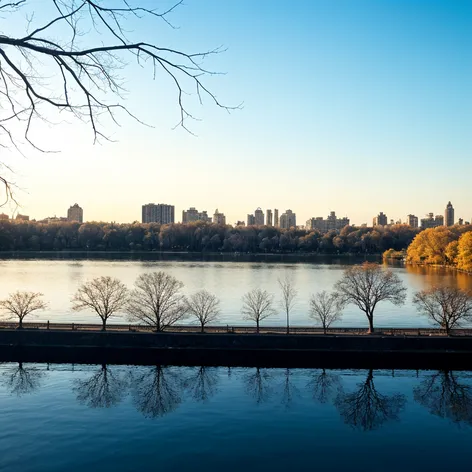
[
  {"left": 445, "top": 241, "right": 459, "bottom": 265},
  {"left": 406, "top": 228, "right": 455, "bottom": 265},
  {"left": 456, "top": 232, "right": 472, "bottom": 272}
]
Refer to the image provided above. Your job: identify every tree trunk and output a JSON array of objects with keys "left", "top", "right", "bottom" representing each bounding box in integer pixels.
[
  {"left": 18, "top": 317, "right": 23, "bottom": 329},
  {"left": 201, "top": 322, "right": 205, "bottom": 333},
  {"left": 102, "top": 317, "right": 107, "bottom": 331},
  {"left": 367, "top": 315, "right": 374, "bottom": 334},
  {"left": 323, "top": 326, "right": 327, "bottom": 335},
  {"left": 256, "top": 320, "right": 260, "bottom": 334},
  {"left": 286, "top": 310, "right": 289, "bottom": 335}
]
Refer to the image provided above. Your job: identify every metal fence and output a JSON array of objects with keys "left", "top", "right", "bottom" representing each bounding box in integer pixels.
[{"left": 0, "top": 321, "right": 468, "bottom": 336}]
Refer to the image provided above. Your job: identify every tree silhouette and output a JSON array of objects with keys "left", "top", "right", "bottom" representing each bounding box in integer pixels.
[
  {"left": 73, "top": 364, "right": 127, "bottom": 408},
  {"left": 244, "top": 367, "right": 274, "bottom": 404},
  {"left": 414, "top": 370, "right": 472, "bottom": 426},
  {"left": 2, "top": 362, "right": 43, "bottom": 396},
  {"left": 334, "top": 369, "right": 406, "bottom": 431},
  {"left": 184, "top": 366, "right": 218, "bottom": 402},
  {"left": 307, "top": 368, "right": 342, "bottom": 404},
  {"left": 130, "top": 365, "right": 183, "bottom": 418},
  {"left": 279, "top": 368, "right": 301, "bottom": 409}
]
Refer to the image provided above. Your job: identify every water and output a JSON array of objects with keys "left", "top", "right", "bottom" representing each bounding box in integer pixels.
[
  {"left": 0, "top": 258, "right": 471, "bottom": 327},
  {"left": 0, "top": 363, "right": 472, "bottom": 472}
]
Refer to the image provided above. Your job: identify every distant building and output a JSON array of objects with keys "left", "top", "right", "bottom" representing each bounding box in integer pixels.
[
  {"left": 445, "top": 201, "right": 454, "bottom": 227},
  {"left": 0, "top": 213, "right": 9, "bottom": 220},
  {"left": 213, "top": 209, "right": 226, "bottom": 225},
  {"left": 280, "top": 210, "right": 296, "bottom": 229},
  {"left": 373, "top": 212, "right": 388, "bottom": 226},
  {"left": 182, "top": 207, "right": 211, "bottom": 223},
  {"left": 407, "top": 215, "right": 418, "bottom": 228},
  {"left": 247, "top": 214, "right": 255, "bottom": 226},
  {"left": 254, "top": 208, "right": 264, "bottom": 226},
  {"left": 142, "top": 203, "right": 175, "bottom": 224},
  {"left": 67, "top": 203, "right": 83, "bottom": 223},
  {"left": 421, "top": 213, "right": 444, "bottom": 229},
  {"left": 47, "top": 216, "right": 68, "bottom": 224},
  {"left": 266, "top": 209, "right": 273, "bottom": 226},
  {"left": 306, "top": 211, "right": 350, "bottom": 233},
  {"left": 15, "top": 214, "right": 29, "bottom": 221},
  {"left": 458, "top": 218, "right": 464, "bottom": 226},
  {"left": 274, "top": 209, "right": 279, "bottom": 227},
  {"left": 235, "top": 220, "right": 245, "bottom": 226}
]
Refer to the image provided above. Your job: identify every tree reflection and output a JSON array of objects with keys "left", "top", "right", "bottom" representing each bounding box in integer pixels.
[
  {"left": 335, "top": 369, "right": 406, "bottom": 431},
  {"left": 244, "top": 367, "right": 273, "bottom": 404},
  {"left": 307, "top": 368, "right": 342, "bottom": 404},
  {"left": 73, "top": 364, "right": 127, "bottom": 408},
  {"left": 130, "top": 366, "right": 183, "bottom": 418},
  {"left": 184, "top": 366, "right": 218, "bottom": 402},
  {"left": 280, "top": 368, "right": 301, "bottom": 409},
  {"left": 3, "top": 362, "right": 43, "bottom": 396},
  {"left": 414, "top": 370, "right": 472, "bottom": 426}
]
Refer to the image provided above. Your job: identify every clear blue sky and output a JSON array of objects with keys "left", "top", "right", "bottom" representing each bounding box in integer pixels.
[{"left": 3, "top": 0, "right": 471, "bottom": 225}]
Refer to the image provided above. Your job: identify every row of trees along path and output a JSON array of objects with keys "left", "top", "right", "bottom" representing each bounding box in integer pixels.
[{"left": 1, "top": 263, "right": 472, "bottom": 335}]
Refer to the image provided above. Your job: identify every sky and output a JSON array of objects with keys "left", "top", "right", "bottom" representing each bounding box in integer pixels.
[{"left": 1, "top": 0, "right": 471, "bottom": 226}]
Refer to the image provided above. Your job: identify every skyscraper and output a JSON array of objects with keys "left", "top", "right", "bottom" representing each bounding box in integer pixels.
[
  {"left": 67, "top": 203, "right": 83, "bottom": 223},
  {"left": 247, "top": 214, "right": 255, "bottom": 226},
  {"left": 445, "top": 201, "right": 454, "bottom": 227},
  {"left": 274, "top": 209, "right": 279, "bottom": 227},
  {"left": 254, "top": 208, "right": 264, "bottom": 226},
  {"left": 266, "top": 209, "right": 273, "bottom": 226},
  {"left": 406, "top": 215, "right": 418, "bottom": 228},
  {"left": 279, "top": 210, "right": 296, "bottom": 229},
  {"left": 142, "top": 203, "right": 174, "bottom": 224},
  {"left": 373, "top": 212, "right": 388, "bottom": 226},
  {"left": 213, "top": 209, "right": 226, "bottom": 225},
  {"left": 182, "top": 207, "right": 210, "bottom": 223}
]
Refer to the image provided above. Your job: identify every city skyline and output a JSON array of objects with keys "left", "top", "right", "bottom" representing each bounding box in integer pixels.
[{"left": 1, "top": 1, "right": 470, "bottom": 227}]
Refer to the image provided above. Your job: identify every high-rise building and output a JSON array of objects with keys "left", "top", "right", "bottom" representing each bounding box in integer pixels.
[
  {"left": 305, "top": 211, "right": 350, "bottom": 233},
  {"left": 142, "top": 203, "right": 174, "bottom": 224},
  {"left": 254, "top": 208, "right": 264, "bottom": 226},
  {"left": 280, "top": 210, "right": 296, "bottom": 229},
  {"left": 266, "top": 209, "right": 273, "bottom": 226},
  {"left": 182, "top": 207, "right": 210, "bottom": 223},
  {"left": 407, "top": 215, "right": 418, "bottom": 228},
  {"left": 67, "top": 203, "right": 83, "bottom": 223},
  {"left": 445, "top": 201, "right": 454, "bottom": 227},
  {"left": 373, "top": 212, "right": 388, "bottom": 226},
  {"left": 247, "top": 214, "right": 255, "bottom": 226},
  {"left": 420, "top": 213, "right": 444, "bottom": 229},
  {"left": 213, "top": 209, "right": 226, "bottom": 225},
  {"left": 274, "top": 209, "right": 279, "bottom": 227}
]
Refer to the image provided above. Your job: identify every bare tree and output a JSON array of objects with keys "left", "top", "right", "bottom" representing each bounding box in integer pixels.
[
  {"left": 72, "top": 276, "right": 128, "bottom": 330},
  {"left": 0, "top": 1, "right": 236, "bottom": 203},
  {"left": 413, "top": 286, "right": 472, "bottom": 335},
  {"left": 241, "top": 288, "right": 276, "bottom": 333},
  {"left": 334, "top": 262, "right": 407, "bottom": 333},
  {"left": 186, "top": 289, "right": 220, "bottom": 333},
  {"left": 126, "top": 271, "right": 188, "bottom": 331},
  {"left": 0, "top": 290, "right": 46, "bottom": 328},
  {"left": 278, "top": 275, "right": 297, "bottom": 334},
  {"left": 309, "top": 291, "right": 343, "bottom": 334}
]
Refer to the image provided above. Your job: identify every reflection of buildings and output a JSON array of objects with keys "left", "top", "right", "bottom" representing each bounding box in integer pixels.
[
  {"left": 182, "top": 207, "right": 211, "bottom": 223},
  {"left": 306, "top": 211, "right": 350, "bottom": 233},
  {"left": 420, "top": 213, "right": 444, "bottom": 229},
  {"left": 142, "top": 203, "right": 175, "bottom": 224},
  {"left": 67, "top": 203, "right": 83, "bottom": 223},
  {"left": 444, "top": 201, "right": 454, "bottom": 227},
  {"left": 373, "top": 212, "right": 388, "bottom": 226},
  {"left": 213, "top": 209, "right": 226, "bottom": 225},
  {"left": 280, "top": 210, "right": 296, "bottom": 229}
]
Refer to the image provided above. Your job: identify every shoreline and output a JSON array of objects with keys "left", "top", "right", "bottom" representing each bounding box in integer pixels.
[{"left": 2, "top": 329, "right": 472, "bottom": 369}]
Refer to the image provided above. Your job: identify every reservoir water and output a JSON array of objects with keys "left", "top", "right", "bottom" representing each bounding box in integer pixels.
[
  {"left": 0, "top": 257, "right": 471, "bottom": 327},
  {"left": 1, "top": 363, "right": 472, "bottom": 472}
]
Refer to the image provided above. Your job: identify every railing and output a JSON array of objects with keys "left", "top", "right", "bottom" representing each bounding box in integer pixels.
[{"left": 0, "top": 321, "right": 468, "bottom": 336}]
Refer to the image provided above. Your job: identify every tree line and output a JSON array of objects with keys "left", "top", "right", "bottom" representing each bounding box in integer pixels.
[
  {"left": 4, "top": 362, "right": 472, "bottom": 429},
  {"left": 406, "top": 226, "right": 472, "bottom": 271},
  {"left": 2, "top": 263, "right": 472, "bottom": 335},
  {"left": 0, "top": 220, "right": 419, "bottom": 254}
]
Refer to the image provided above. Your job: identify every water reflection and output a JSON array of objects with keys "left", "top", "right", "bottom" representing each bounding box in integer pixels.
[
  {"left": 73, "top": 364, "right": 127, "bottom": 408},
  {"left": 334, "top": 369, "right": 406, "bottom": 431},
  {"left": 3, "top": 364, "right": 472, "bottom": 431},
  {"left": 1, "top": 362, "right": 43, "bottom": 396},
  {"left": 414, "top": 371, "right": 472, "bottom": 426},
  {"left": 130, "top": 366, "right": 183, "bottom": 418}
]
